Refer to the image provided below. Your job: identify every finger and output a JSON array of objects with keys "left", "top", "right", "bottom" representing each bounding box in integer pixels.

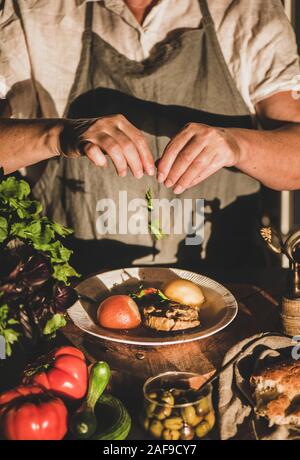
[
  {"left": 118, "top": 117, "right": 155, "bottom": 176},
  {"left": 114, "top": 128, "right": 143, "bottom": 179},
  {"left": 84, "top": 143, "right": 108, "bottom": 167},
  {"left": 97, "top": 133, "right": 127, "bottom": 177},
  {"left": 174, "top": 153, "right": 223, "bottom": 193},
  {"left": 163, "top": 136, "right": 203, "bottom": 188},
  {"left": 157, "top": 125, "right": 194, "bottom": 183}
]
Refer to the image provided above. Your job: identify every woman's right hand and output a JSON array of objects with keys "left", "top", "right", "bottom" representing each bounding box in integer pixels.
[{"left": 80, "top": 114, "right": 155, "bottom": 178}]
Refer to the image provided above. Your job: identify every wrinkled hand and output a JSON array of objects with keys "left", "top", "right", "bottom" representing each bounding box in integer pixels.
[
  {"left": 82, "top": 114, "right": 155, "bottom": 178},
  {"left": 157, "top": 123, "right": 241, "bottom": 194}
]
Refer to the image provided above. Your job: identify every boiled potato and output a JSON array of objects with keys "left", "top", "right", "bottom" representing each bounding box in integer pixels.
[{"left": 163, "top": 279, "right": 205, "bottom": 308}]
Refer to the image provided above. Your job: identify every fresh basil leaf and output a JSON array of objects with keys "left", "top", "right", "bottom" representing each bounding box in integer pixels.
[{"left": 43, "top": 313, "right": 67, "bottom": 336}]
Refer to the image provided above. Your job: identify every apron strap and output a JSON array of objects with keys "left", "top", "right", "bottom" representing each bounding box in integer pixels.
[
  {"left": 199, "top": 0, "right": 214, "bottom": 27},
  {"left": 85, "top": 0, "right": 94, "bottom": 32},
  {"left": 198, "top": 0, "right": 251, "bottom": 115}
]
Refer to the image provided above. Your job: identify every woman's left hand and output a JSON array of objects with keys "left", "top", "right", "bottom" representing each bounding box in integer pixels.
[{"left": 157, "top": 123, "right": 242, "bottom": 194}]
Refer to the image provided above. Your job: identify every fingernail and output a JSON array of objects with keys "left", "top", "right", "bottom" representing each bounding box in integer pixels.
[
  {"left": 98, "top": 158, "right": 107, "bottom": 167},
  {"left": 157, "top": 173, "right": 165, "bottom": 183},
  {"left": 174, "top": 185, "right": 183, "bottom": 194},
  {"left": 147, "top": 166, "right": 155, "bottom": 176},
  {"left": 165, "top": 179, "right": 173, "bottom": 188},
  {"left": 136, "top": 171, "right": 143, "bottom": 179},
  {"left": 119, "top": 170, "right": 127, "bottom": 177}
]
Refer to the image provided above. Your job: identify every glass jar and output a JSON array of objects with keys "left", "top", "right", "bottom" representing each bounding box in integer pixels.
[{"left": 141, "top": 371, "right": 215, "bottom": 440}]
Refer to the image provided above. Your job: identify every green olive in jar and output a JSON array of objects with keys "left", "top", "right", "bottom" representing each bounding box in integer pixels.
[
  {"left": 163, "top": 417, "right": 184, "bottom": 431},
  {"left": 205, "top": 411, "right": 215, "bottom": 429},
  {"left": 154, "top": 405, "right": 172, "bottom": 420},
  {"left": 160, "top": 391, "right": 175, "bottom": 406},
  {"left": 146, "top": 402, "right": 157, "bottom": 417},
  {"left": 181, "top": 405, "right": 203, "bottom": 427},
  {"left": 162, "top": 429, "right": 180, "bottom": 440},
  {"left": 142, "top": 416, "right": 150, "bottom": 431},
  {"left": 149, "top": 420, "right": 164, "bottom": 438},
  {"left": 195, "top": 420, "right": 211, "bottom": 438},
  {"left": 196, "top": 396, "right": 211, "bottom": 416}
]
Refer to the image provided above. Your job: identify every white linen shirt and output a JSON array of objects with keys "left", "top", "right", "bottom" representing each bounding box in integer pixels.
[{"left": 0, "top": 0, "right": 299, "bottom": 118}]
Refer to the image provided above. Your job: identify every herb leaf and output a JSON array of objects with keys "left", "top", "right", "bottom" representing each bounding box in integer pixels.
[
  {"left": 0, "top": 216, "right": 8, "bottom": 243},
  {"left": 149, "top": 219, "right": 165, "bottom": 241},
  {"left": 43, "top": 313, "right": 67, "bottom": 336},
  {"left": 145, "top": 189, "right": 166, "bottom": 241},
  {"left": 0, "top": 176, "right": 80, "bottom": 356},
  {"left": 52, "top": 263, "right": 80, "bottom": 284},
  {"left": 146, "top": 188, "right": 154, "bottom": 211},
  {"left": 0, "top": 304, "right": 20, "bottom": 357}
]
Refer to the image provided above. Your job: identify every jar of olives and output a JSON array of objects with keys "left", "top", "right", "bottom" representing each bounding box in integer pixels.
[{"left": 141, "top": 371, "right": 215, "bottom": 440}]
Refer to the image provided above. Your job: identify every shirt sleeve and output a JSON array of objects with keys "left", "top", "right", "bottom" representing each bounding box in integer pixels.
[
  {"left": 247, "top": 0, "right": 300, "bottom": 106},
  {"left": 0, "top": 0, "right": 38, "bottom": 117}
]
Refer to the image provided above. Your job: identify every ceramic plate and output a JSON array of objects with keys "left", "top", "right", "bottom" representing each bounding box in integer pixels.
[{"left": 67, "top": 267, "right": 238, "bottom": 346}]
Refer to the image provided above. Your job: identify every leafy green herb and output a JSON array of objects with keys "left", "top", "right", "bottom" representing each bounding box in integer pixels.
[
  {"left": 52, "top": 263, "right": 80, "bottom": 285},
  {"left": 0, "top": 304, "right": 20, "bottom": 356},
  {"left": 131, "top": 285, "right": 169, "bottom": 301},
  {"left": 0, "top": 216, "right": 8, "bottom": 243},
  {"left": 157, "top": 289, "right": 169, "bottom": 300},
  {"left": 0, "top": 176, "right": 80, "bottom": 356},
  {"left": 0, "top": 176, "right": 79, "bottom": 282},
  {"left": 43, "top": 313, "right": 67, "bottom": 336},
  {"left": 149, "top": 219, "right": 165, "bottom": 241},
  {"left": 146, "top": 188, "right": 154, "bottom": 211},
  {"left": 145, "top": 189, "right": 166, "bottom": 241},
  {"left": 0, "top": 177, "right": 30, "bottom": 200}
]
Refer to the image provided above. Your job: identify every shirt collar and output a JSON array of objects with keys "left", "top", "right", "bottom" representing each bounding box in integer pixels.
[{"left": 85, "top": 0, "right": 165, "bottom": 30}]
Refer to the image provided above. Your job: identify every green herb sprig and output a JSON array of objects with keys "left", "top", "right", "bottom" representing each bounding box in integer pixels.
[
  {"left": 0, "top": 176, "right": 80, "bottom": 357},
  {"left": 0, "top": 304, "right": 20, "bottom": 356},
  {"left": 0, "top": 177, "right": 79, "bottom": 284},
  {"left": 145, "top": 188, "right": 165, "bottom": 241}
]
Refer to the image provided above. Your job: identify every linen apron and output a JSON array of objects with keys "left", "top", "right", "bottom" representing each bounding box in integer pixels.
[{"left": 33, "top": 0, "right": 264, "bottom": 274}]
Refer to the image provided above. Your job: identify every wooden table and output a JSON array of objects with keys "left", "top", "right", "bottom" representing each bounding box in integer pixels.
[{"left": 62, "top": 283, "right": 282, "bottom": 439}]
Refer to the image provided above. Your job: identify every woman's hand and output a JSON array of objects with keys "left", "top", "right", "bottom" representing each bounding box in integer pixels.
[
  {"left": 157, "top": 123, "right": 241, "bottom": 194},
  {"left": 81, "top": 114, "right": 155, "bottom": 178}
]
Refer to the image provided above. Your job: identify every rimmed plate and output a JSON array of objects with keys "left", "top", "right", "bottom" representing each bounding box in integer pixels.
[{"left": 67, "top": 267, "right": 238, "bottom": 346}]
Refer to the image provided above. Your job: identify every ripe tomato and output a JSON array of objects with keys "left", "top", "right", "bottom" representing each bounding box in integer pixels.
[
  {"left": 24, "top": 346, "right": 88, "bottom": 400},
  {"left": 0, "top": 385, "right": 43, "bottom": 407},
  {"left": 0, "top": 390, "right": 68, "bottom": 440}
]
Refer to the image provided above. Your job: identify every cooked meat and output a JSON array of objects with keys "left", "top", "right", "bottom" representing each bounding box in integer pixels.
[
  {"left": 166, "top": 304, "right": 199, "bottom": 321},
  {"left": 143, "top": 302, "right": 200, "bottom": 332}
]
